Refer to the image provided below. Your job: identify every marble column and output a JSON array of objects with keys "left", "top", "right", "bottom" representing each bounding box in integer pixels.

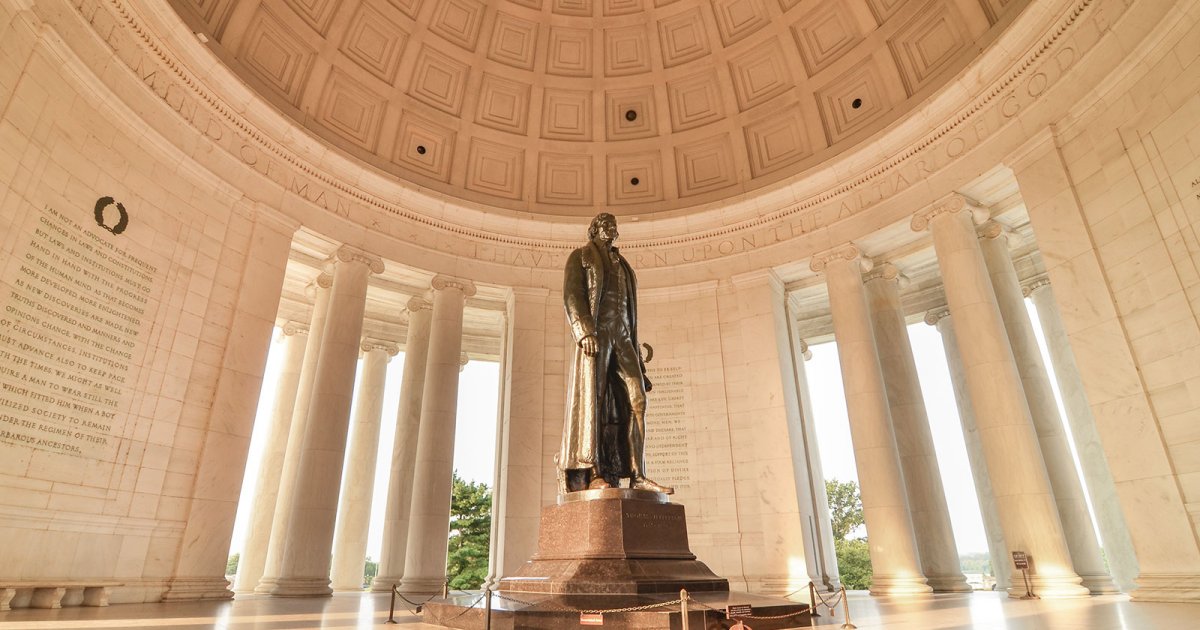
[
  {"left": 925, "top": 308, "right": 1012, "bottom": 592},
  {"left": 978, "top": 222, "right": 1116, "bottom": 595},
  {"left": 1012, "top": 132, "right": 1200, "bottom": 602},
  {"left": 163, "top": 207, "right": 297, "bottom": 600},
  {"left": 330, "top": 341, "right": 398, "bottom": 591},
  {"left": 485, "top": 288, "right": 549, "bottom": 589},
  {"left": 266, "top": 246, "right": 384, "bottom": 597},
  {"left": 912, "top": 194, "right": 1086, "bottom": 598},
  {"left": 811, "top": 245, "right": 931, "bottom": 596},
  {"left": 400, "top": 276, "right": 476, "bottom": 593},
  {"left": 1025, "top": 279, "right": 1139, "bottom": 592},
  {"left": 789, "top": 333, "right": 841, "bottom": 592},
  {"left": 864, "top": 265, "right": 970, "bottom": 593},
  {"left": 372, "top": 297, "right": 434, "bottom": 592},
  {"left": 232, "top": 323, "right": 308, "bottom": 594},
  {"left": 257, "top": 273, "right": 334, "bottom": 592}
]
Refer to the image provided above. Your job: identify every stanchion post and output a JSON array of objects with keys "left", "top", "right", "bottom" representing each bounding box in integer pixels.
[
  {"left": 386, "top": 584, "right": 398, "bottom": 624},
  {"left": 484, "top": 589, "right": 492, "bottom": 630},
  {"left": 840, "top": 585, "right": 856, "bottom": 630},
  {"left": 808, "top": 581, "right": 821, "bottom": 617},
  {"left": 680, "top": 588, "right": 689, "bottom": 630}
]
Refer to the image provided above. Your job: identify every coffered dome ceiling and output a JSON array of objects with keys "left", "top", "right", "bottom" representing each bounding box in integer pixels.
[{"left": 170, "top": 0, "right": 1022, "bottom": 217}]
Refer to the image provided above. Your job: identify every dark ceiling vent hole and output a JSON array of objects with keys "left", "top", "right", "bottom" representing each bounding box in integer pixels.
[
  {"left": 851, "top": 98, "right": 863, "bottom": 109},
  {"left": 625, "top": 109, "right": 638, "bottom": 122},
  {"left": 630, "top": 177, "right": 640, "bottom": 186},
  {"left": 416, "top": 145, "right": 427, "bottom": 155}
]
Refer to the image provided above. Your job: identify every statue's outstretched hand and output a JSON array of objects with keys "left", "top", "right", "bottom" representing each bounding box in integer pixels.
[
  {"left": 643, "top": 375, "right": 653, "bottom": 392},
  {"left": 579, "top": 335, "right": 598, "bottom": 357}
]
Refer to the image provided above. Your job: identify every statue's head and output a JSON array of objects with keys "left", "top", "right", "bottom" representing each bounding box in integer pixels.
[{"left": 588, "top": 213, "right": 618, "bottom": 243}]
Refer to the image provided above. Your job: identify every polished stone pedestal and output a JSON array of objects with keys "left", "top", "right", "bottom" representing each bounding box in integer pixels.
[
  {"left": 499, "top": 488, "right": 729, "bottom": 594},
  {"left": 422, "top": 489, "right": 809, "bottom": 629}
]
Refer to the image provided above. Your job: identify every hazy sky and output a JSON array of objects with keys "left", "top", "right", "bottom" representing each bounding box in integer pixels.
[{"left": 231, "top": 299, "right": 1097, "bottom": 564}]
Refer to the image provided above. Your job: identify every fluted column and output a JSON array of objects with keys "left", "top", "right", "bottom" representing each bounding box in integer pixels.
[
  {"left": 266, "top": 246, "right": 385, "bottom": 597},
  {"left": 372, "top": 297, "right": 434, "bottom": 592},
  {"left": 485, "top": 288, "right": 549, "bottom": 588},
  {"left": 925, "top": 308, "right": 1011, "bottom": 592},
  {"left": 978, "top": 222, "right": 1116, "bottom": 595},
  {"left": 1023, "top": 278, "right": 1139, "bottom": 592},
  {"left": 912, "top": 194, "right": 1086, "bottom": 598},
  {"left": 790, "top": 336, "right": 841, "bottom": 591},
  {"left": 400, "top": 276, "right": 476, "bottom": 593},
  {"left": 811, "top": 245, "right": 931, "bottom": 596},
  {"left": 864, "top": 265, "right": 970, "bottom": 593},
  {"left": 233, "top": 323, "right": 309, "bottom": 593},
  {"left": 331, "top": 341, "right": 399, "bottom": 591},
  {"left": 257, "top": 273, "right": 334, "bottom": 592}
]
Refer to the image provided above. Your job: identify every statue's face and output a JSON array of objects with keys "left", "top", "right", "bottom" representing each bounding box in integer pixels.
[{"left": 593, "top": 215, "right": 618, "bottom": 243}]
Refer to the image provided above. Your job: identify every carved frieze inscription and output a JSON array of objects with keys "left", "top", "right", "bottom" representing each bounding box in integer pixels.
[
  {"left": 0, "top": 205, "right": 154, "bottom": 459},
  {"left": 645, "top": 359, "right": 693, "bottom": 490}
]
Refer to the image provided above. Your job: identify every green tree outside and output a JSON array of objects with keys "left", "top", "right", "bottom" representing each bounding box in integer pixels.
[
  {"left": 226, "top": 552, "right": 240, "bottom": 576},
  {"left": 825, "top": 479, "right": 872, "bottom": 590},
  {"left": 446, "top": 471, "right": 492, "bottom": 590}
]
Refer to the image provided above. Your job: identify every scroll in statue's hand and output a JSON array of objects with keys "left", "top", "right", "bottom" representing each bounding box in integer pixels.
[{"left": 580, "top": 335, "right": 598, "bottom": 357}]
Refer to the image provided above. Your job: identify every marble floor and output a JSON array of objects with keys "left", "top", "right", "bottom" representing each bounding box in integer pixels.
[{"left": 0, "top": 591, "right": 1195, "bottom": 629}]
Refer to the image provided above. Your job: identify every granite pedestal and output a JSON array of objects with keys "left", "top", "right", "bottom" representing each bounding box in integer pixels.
[{"left": 422, "top": 489, "right": 810, "bottom": 629}]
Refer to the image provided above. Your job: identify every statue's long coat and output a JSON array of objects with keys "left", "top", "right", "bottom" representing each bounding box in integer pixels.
[{"left": 559, "top": 240, "right": 644, "bottom": 474}]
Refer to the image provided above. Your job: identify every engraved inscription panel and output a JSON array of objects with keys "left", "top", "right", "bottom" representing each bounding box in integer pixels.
[
  {"left": 0, "top": 205, "right": 154, "bottom": 459},
  {"left": 645, "top": 359, "right": 692, "bottom": 490}
]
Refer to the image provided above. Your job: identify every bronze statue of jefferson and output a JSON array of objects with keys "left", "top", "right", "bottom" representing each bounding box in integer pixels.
[{"left": 558, "top": 212, "right": 673, "bottom": 495}]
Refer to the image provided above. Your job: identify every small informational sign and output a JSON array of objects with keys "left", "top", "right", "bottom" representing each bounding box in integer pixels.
[
  {"left": 726, "top": 604, "right": 753, "bottom": 618},
  {"left": 580, "top": 612, "right": 604, "bottom": 625},
  {"left": 1012, "top": 551, "right": 1029, "bottom": 570}
]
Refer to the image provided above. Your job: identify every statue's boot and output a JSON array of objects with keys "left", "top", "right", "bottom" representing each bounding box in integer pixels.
[
  {"left": 631, "top": 475, "right": 674, "bottom": 494},
  {"left": 588, "top": 476, "right": 612, "bottom": 490}
]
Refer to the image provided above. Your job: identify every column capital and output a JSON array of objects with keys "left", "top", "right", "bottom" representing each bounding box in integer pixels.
[
  {"left": 335, "top": 246, "right": 386, "bottom": 275},
  {"left": 976, "top": 220, "right": 1022, "bottom": 248},
  {"left": 315, "top": 272, "right": 334, "bottom": 289},
  {"left": 911, "top": 193, "right": 988, "bottom": 232},
  {"left": 281, "top": 321, "right": 309, "bottom": 337},
  {"left": 862, "top": 262, "right": 908, "bottom": 287},
  {"left": 407, "top": 296, "right": 433, "bottom": 313},
  {"left": 459, "top": 352, "right": 470, "bottom": 372},
  {"left": 810, "top": 243, "right": 870, "bottom": 273},
  {"left": 924, "top": 307, "right": 951, "bottom": 326},
  {"left": 361, "top": 340, "right": 400, "bottom": 357},
  {"left": 1022, "top": 277, "right": 1052, "bottom": 298},
  {"left": 798, "top": 339, "right": 812, "bottom": 361},
  {"left": 432, "top": 275, "right": 477, "bottom": 297}
]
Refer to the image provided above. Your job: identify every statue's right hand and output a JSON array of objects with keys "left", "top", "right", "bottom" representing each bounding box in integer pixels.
[{"left": 579, "top": 335, "right": 598, "bottom": 357}]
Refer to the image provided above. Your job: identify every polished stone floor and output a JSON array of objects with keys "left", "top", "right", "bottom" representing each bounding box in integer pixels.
[{"left": 0, "top": 591, "right": 1196, "bottom": 629}]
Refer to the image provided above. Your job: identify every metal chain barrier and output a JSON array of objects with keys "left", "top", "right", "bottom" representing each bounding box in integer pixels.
[
  {"left": 385, "top": 581, "right": 447, "bottom": 624},
  {"left": 423, "top": 593, "right": 486, "bottom": 625}
]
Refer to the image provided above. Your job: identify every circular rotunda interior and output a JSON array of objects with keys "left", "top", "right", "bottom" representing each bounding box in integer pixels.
[{"left": 0, "top": 0, "right": 1199, "bottom": 620}]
